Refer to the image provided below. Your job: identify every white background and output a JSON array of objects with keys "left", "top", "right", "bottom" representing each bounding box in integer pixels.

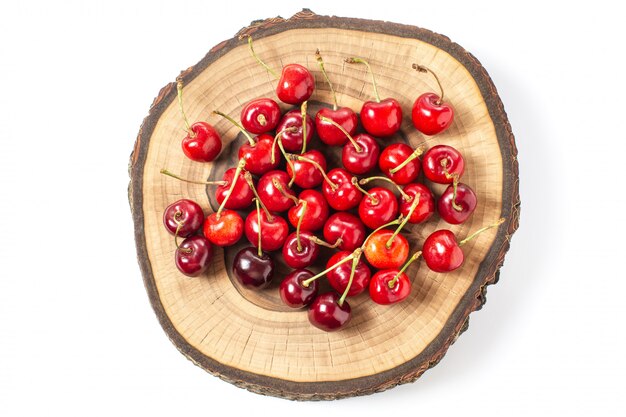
[{"left": 1, "top": 1, "right": 624, "bottom": 416}]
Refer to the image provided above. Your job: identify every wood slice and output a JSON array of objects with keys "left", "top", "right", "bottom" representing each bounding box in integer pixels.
[{"left": 129, "top": 9, "right": 520, "bottom": 400}]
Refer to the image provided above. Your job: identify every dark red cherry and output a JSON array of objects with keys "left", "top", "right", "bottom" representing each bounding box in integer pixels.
[
  {"left": 282, "top": 231, "right": 320, "bottom": 269},
  {"left": 379, "top": 143, "right": 421, "bottom": 185},
  {"left": 369, "top": 269, "right": 411, "bottom": 305},
  {"left": 360, "top": 98, "right": 403, "bottom": 137},
  {"left": 203, "top": 210, "right": 243, "bottom": 246},
  {"left": 400, "top": 183, "right": 435, "bottom": 224},
  {"left": 182, "top": 121, "right": 222, "bottom": 162},
  {"left": 240, "top": 98, "right": 281, "bottom": 134},
  {"left": 175, "top": 235, "right": 213, "bottom": 277},
  {"left": 287, "top": 190, "right": 329, "bottom": 232},
  {"left": 308, "top": 292, "right": 351, "bottom": 332},
  {"left": 322, "top": 168, "right": 362, "bottom": 211},
  {"left": 279, "top": 269, "right": 319, "bottom": 308},
  {"left": 257, "top": 170, "right": 296, "bottom": 212},
  {"left": 275, "top": 109, "right": 314, "bottom": 153},
  {"left": 286, "top": 150, "right": 327, "bottom": 189},
  {"left": 163, "top": 199, "right": 204, "bottom": 237},
  {"left": 315, "top": 107, "right": 358, "bottom": 146},
  {"left": 357, "top": 187, "right": 398, "bottom": 230},
  {"left": 323, "top": 212, "right": 366, "bottom": 252},
  {"left": 238, "top": 134, "right": 279, "bottom": 176},
  {"left": 215, "top": 167, "right": 253, "bottom": 210},
  {"left": 326, "top": 251, "right": 371, "bottom": 297},
  {"left": 422, "top": 145, "right": 465, "bottom": 184},
  {"left": 232, "top": 247, "right": 275, "bottom": 289},
  {"left": 412, "top": 92, "right": 454, "bottom": 135},
  {"left": 342, "top": 133, "right": 380, "bottom": 175},
  {"left": 438, "top": 183, "right": 477, "bottom": 224},
  {"left": 276, "top": 64, "right": 315, "bottom": 105},
  {"left": 244, "top": 210, "right": 288, "bottom": 252}
]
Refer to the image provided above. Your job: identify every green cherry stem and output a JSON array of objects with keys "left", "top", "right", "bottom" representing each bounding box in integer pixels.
[
  {"left": 288, "top": 154, "right": 338, "bottom": 191},
  {"left": 173, "top": 212, "right": 192, "bottom": 254},
  {"left": 300, "top": 101, "right": 308, "bottom": 154},
  {"left": 308, "top": 235, "right": 343, "bottom": 249},
  {"left": 316, "top": 114, "right": 362, "bottom": 152},
  {"left": 345, "top": 57, "right": 380, "bottom": 103},
  {"left": 301, "top": 251, "right": 357, "bottom": 288},
  {"left": 459, "top": 218, "right": 506, "bottom": 246},
  {"left": 270, "top": 126, "right": 298, "bottom": 165},
  {"left": 359, "top": 176, "right": 411, "bottom": 201},
  {"left": 386, "top": 195, "right": 420, "bottom": 249},
  {"left": 316, "top": 49, "right": 338, "bottom": 110},
  {"left": 339, "top": 249, "right": 362, "bottom": 307},
  {"left": 295, "top": 200, "right": 307, "bottom": 252},
  {"left": 271, "top": 179, "right": 298, "bottom": 205},
  {"left": 389, "top": 146, "right": 426, "bottom": 175},
  {"left": 176, "top": 77, "right": 194, "bottom": 136},
  {"left": 413, "top": 63, "right": 444, "bottom": 104},
  {"left": 212, "top": 110, "right": 256, "bottom": 146},
  {"left": 389, "top": 250, "right": 422, "bottom": 288},
  {"left": 254, "top": 198, "right": 263, "bottom": 257},
  {"left": 441, "top": 158, "right": 463, "bottom": 212},
  {"left": 216, "top": 159, "right": 246, "bottom": 218},
  {"left": 239, "top": 34, "right": 279, "bottom": 79},
  {"left": 244, "top": 171, "right": 274, "bottom": 222},
  {"left": 361, "top": 218, "right": 403, "bottom": 250},
  {"left": 351, "top": 177, "right": 378, "bottom": 204},
  {"left": 160, "top": 169, "right": 227, "bottom": 186}
]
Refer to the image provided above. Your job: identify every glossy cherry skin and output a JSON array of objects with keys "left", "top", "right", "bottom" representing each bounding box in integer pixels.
[
  {"left": 308, "top": 292, "right": 351, "bottom": 332},
  {"left": 276, "top": 64, "right": 315, "bottom": 105},
  {"left": 342, "top": 133, "right": 380, "bottom": 175},
  {"left": 400, "top": 183, "right": 435, "bottom": 224},
  {"left": 363, "top": 229, "right": 409, "bottom": 269},
  {"left": 203, "top": 210, "right": 244, "bottom": 246},
  {"left": 275, "top": 109, "right": 314, "bottom": 153},
  {"left": 233, "top": 247, "right": 275, "bottom": 289},
  {"left": 412, "top": 92, "right": 454, "bottom": 136},
  {"left": 422, "top": 145, "right": 465, "bottom": 184},
  {"left": 215, "top": 167, "right": 253, "bottom": 210},
  {"left": 287, "top": 190, "right": 329, "bottom": 232},
  {"left": 360, "top": 98, "right": 402, "bottom": 137},
  {"left": 279, "top": 269, "right": 319, "bottom": 308},
  {"left": 163, "top": 199, "right": 204, "bottom": 237},
  {"left": 369, "top": 269, "right": 411, "bottom": 305},
  {"left": 323, "top": 212, "right": 366, "bottom": 251},
  {"left": 358, "top": 187, "right": 398, "bottom": 230},
  {"left": 238, "top": 134, "right": 279, "bottom": 176},
  {"left": 438, "top": 183, "right": 477, "bottom": 225},
  {"left": 244, "top": 210, "right": 288, "bottom": 252},
  {"left": 423, "top": 230, "right": 463, "bottom": 272},
  {"left": 257, "top": 170, "right": 296, "bottom": 212},
  {"left": 175, "top": 235, "right": 213, "bottom": 277},
  {"left": 240, "top": 98, "right": 281, "bottom": 134},
  {"left": 182, "top": 121, "right": 222, "bottom": 162},
  {"left": 322, "top": 168, "right": 362, "bottom": 211},
  {"left": 315, "top": 107, "right": 358, "bottom": 146},
  {"left": 282, "top": 231, "right": 320, "bottom": 269},
  {"left": 379, "top": 143, "right": 421, "bottom": 185},
  {"left": 286, "top": 150, "right": 326, "bottom": 189},
  {"left": 326, "top": 251, "right": 371, "bottom": 297}
]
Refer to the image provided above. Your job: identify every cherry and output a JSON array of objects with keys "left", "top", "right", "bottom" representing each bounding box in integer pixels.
[
  {"left": 438, "top": 182, "right": 477, "bottom": 224},
  {"left": 322, "top": 168, "right": 362, "bottom": 211},
  {"left": 279, "top": 269, "right": 319, "bottom": 308},
  {"left": 422, "top": 145, "right": 465, "bottom": 184},
  {"left": 363, "top": 229, "right": 409, "bottom": 270},
  {"left": 256, "top": 170, "right": 296, "bottom": 212},
  {"left": 326, "top": 250, "right": 371, "bottom": 297},
  {"left": 346, "top": 57, "right": 402, "bottom": 137},
  {"left": 369, "top": 251, "right": 421, "bottom": 305},
  {"left": 411, "top": 64, "right": 454, "bottom": 135},
  {"left": 176, "top": 79, "right": 222, "bottom": 162},
  {"left": 233, "top": 246, "right": 275, "bottom": 289},
  {"left": 275, "top": 104, "right": 314, "bottom": 153},
  {"left": 175, "top": 235, "right": 213, "bottom": 277},
  {"left": 308, "top": 292, "right": 351, "bottom": 332},
  {"left": 323, "top": 212, "right": 366, "bottom": 252},
  {"left": 287, "top": 190, "right": 329, "bottom": 232},
  {"left": 342, "top": 133, "right": 380, "bottom": 175},
  {"left": 354, "top": 184, "right": 399, "bottom": 230},
  {"left": 400, "top": 183, "right": 435, "bottom": 224},
  {"left": 240, "top": 98, "right": 281, "bottom": 134},
  {"left": 379, "top": 143, "right": 422, "bottom": 185},
  {"left": 282, "top": 231, "right": 320, "bottom": 269},
  {"left": 287, "top": 152, "right": 337, "bottom": 191},
  {"left": 215, "top": 165, "right": 253, "bottom": 210},
  {"left": 244, "top": 209, "right": 288, "bottom": 252},
  {"left": 163, "top": 199, "right": 204, "bottom": 237},
  {"left": 203, "top": 209, "right": 243, "bottom": 246}
]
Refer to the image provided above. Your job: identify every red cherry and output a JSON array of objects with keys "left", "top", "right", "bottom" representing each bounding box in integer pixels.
[
  {"left": 363, "top": 229, "right": 409, "bottom": 269},
  {"left": 279, "top": 269, "right": 319, "bottom": 308},
  {"left": 203, "top": 210, "right": 243, "bottom": 246},
  {"left": 238, "top": 134, "right": 280, "bottom": 176},
  {"left": 342, "top": 133, "right": 380, "bottom": 175},
  {"left": 412, "top": 93, "right": 454, "bottom": 135},
  {"left": 276, "top": 64, "right": 315, "bottom": 105},
  {"left": 175, "top": 235, "right": 213, "bottom": 277},
  {"left": 323, "top": 212, "right": 366, "bottom": 251},
  {"left": 282, "top": 231, "right": 320, "bottom": 269},
  {"left": 286, "top": 150, "right": 327, "bottom": 189},
  {"left": 244, "top": 209, "right": 288, "bottom": 252},
  {"left": 240, "top": 98, "right": 281, "bottom": 134},
  {"left": 326, "top": 251, "right": 371, "bottom": 297},
  {"left": 422, "top": 230, "right": 464, "bottom": 272},
  {"left": 438, "top": 183, "right": 477, "bottom": 224},
  {"left": 315, "top": 107, "right": 358, "bottom": 146},
  {"left": 369, "top": 269, "right": 411, "bottom": 305},
  {"left": 275, "top": 108, "right": 314, "bottom": 153},
  {"left": 422, "top": 145, "right": 465, "bottom": 184},
  {"left": 360, "top": 98, "right": 403, "bottom": 137},
  {"left": 215, "top": 167, "right": 253, "bottom": 210},
  {"left": 287, "top": 190, "right": 329, "bottom": 232},
  {"left": 322, "top": 168, "right": 362, "bottom": 211},
  {"left": 181, "top": 122, "right": 222, "bottom": 162},
  {"left": 163, "top": 199, "right": 204, "bottom": 237},
  {"left": 400, "top": 183, "right": 435, "bottom": 224},
  {"left": 257, "top": 170, "right": 296, "bottom": 212},
  {"left": 379, "top": 143, "right": 421, "bottom": 185},
  {"left": 357, "top": 187, "right": 399, "bottom": 230},
  {"left": 308, "top": 292, "right": 351, "bottom": 332}
]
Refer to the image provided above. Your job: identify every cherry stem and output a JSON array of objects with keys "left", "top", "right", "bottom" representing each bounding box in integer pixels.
[
  {"left": 296, "top": 200, "right": 307, "bottom": 252},
  {"left": 160, "top": 169, "right": 227, "bottom": 186},
  {"left": 272, "top": 179, "right": 297, "bottom": 204},
  {"left": 240, "top": 34, "right": 279, "bottom": 79},
  {"left": 308, "top": 236, "right": 342, "bottom": 249},
  {"left": 389, "top": 146, "right": 426, "bottom": 174},
  {"left": 316, "top": 49, "right": 338, "bottom": 110},
  {"left": 389, "top": 251, "right": 422, "bottom": 288},
  {"left": 459, "top": 218, "right": 506, "bottom": 246},
  {"left": 288, "top": 154, "right": 338, "bottom": 191},
  {"left": 361, "top": 218, "right": 403, "bottom": 250},
  {"left": 301, "top": 251, "right": 357, "bottom": 288},
  {"left": 173, "top": 212, "right": 193, "bottom": 254},
  {"left": 339, "top": 249, "right": 362, "bottom": 307},
  {"left": 270, "top": 126, "right": 298, "bottom": 164},
  {"left": 254, "top": 198, "right": 263, "bottom": 257},
  {"left": 359, "top": 176, "right": 410, "bottom": 201},
  {"left": 351, "top": 177, "right": 378, "bottom": 205},
  {"left": 386, "top": 195, "right": 420, "bottom": 249},
  {"left": 345, "top": 57, "right": 380, "bottom": 103},
  {"left": 212, "top": 110, "right": 255, "bottom": 146},
  {"left": 317, "top": 114, "right": 362, "bottom": 152},
  {"left": 413, "top": 63, "right": 445, "bottom": 104},
  {"left": 244, "top": 172, "right": 274, "bottom": 222},
  {"left": 441, "top": 159, "right": 463, "bottom": 212},
  {"left": 216, "top": 159, "right": 246, "bottom": 218},
  {"left": 300, "top": 101, "right": 308, "bottom": 154},
  {"left": 176, "top": 77, "right": 194, "bottom": 136}
]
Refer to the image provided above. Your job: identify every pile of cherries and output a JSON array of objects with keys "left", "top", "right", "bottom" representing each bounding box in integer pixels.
[{"left": 161, "top": 38, "right": 503, "bottom": 332}]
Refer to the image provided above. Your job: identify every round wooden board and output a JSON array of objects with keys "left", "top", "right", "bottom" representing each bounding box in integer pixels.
[{"left": 129, "top": 9, "right": 520, "bottom": 400}]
